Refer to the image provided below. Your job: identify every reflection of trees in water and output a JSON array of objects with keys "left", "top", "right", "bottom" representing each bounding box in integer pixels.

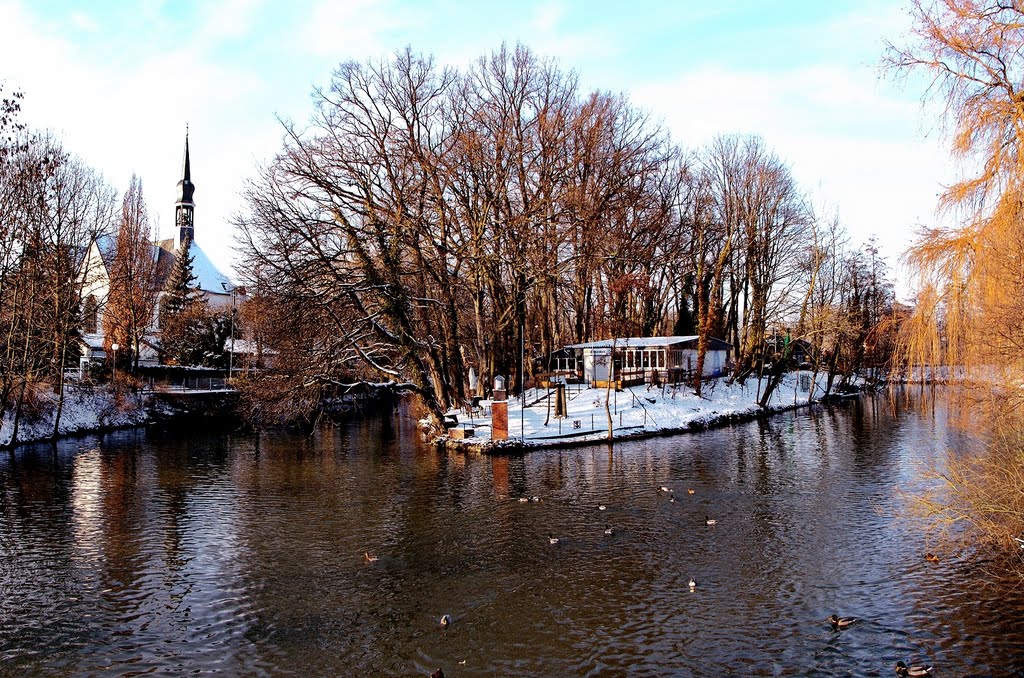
[
  {"left": 6, "top": 407, "right": 1024, "bottom": 674},
  {"left": 886, "top": 1, "right": 1024, "bottom": 567},
  {"left": 97, "top": 447, "right": 145, "bottom": 592}
]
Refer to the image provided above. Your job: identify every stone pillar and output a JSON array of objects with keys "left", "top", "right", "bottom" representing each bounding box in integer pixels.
[
  {"left": 554, "top": 382, "right": 567, "bottom": 418},
  {"left": 492, "top": 375, "right": 509, "bottom": 441}
]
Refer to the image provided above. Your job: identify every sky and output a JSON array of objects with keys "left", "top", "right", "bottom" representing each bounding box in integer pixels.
[{"left": 0, "top": 0, "right": 951, "bottom": 298}]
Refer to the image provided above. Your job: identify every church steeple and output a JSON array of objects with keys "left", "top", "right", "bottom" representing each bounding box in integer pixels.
[{"left": 175, "top": 129, "right": 195, "bottom": 246}]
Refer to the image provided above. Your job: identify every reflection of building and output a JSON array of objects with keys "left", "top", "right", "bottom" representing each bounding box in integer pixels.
[
  {"left": 78, "top": 133, "right": 235, "bottom": 367},
  {"left": 566, "top": 336, "right": 732, "bottom": 387}
]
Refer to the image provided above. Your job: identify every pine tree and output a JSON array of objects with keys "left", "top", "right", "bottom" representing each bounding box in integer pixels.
[
  {"left": 160, "top": 235, "right": 200, "bottom": 321},
  {"left": 159, "top": 235, "right": 212, "bottom": 365}
]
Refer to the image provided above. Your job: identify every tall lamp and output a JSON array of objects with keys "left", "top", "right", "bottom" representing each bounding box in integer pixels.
[{"left": 111, "top": 342, "right": 119, "bottom": 385}]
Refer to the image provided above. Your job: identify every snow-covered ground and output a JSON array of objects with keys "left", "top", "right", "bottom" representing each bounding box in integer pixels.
[
  {"left": 1, "top": 386, "right": 151, "bottom": 448},
  {"left": 442, "top": 371, "right": 855, "bottom": 451}
]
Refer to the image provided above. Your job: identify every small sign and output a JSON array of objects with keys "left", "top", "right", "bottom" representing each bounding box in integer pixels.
[{"left": 573, "top": 420, "right": 581, "bottom": 429}]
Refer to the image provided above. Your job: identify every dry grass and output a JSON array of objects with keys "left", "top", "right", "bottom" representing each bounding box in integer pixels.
[{"left": 904, "top": 397, "right": 1024, "bottom": 579}]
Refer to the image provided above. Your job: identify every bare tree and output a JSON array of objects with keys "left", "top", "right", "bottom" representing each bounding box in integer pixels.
[
  {"left": 237, "top": 49, "right": 462, "bottom": 428},
  {"left": 0, "top": 121, "right": 115, "bottom": 442},
  {"left": 719, "top": 136, "right": 813, "bottom": 383},
  {"left": 34, "top": 137, "right": 116, "bottom": 433},
  {"left": 690, "top": 137, "right": 739, "bottom": 396},
  {"left": 104, "top": 174, "right": 161, "bottom": 374},
  {"left": 235, "top": 43, "right": 881, "bottom": 431}
]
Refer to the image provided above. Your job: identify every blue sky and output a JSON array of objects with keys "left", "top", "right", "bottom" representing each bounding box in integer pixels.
[{"left": 0, "top": 1, "right": 948, "bottom": 295}]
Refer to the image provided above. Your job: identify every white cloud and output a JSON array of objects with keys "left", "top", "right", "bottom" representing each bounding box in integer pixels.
[
  {"left": 69, "top": 10, "right": 99, "bottom": 33},
  {"left": 303, "top": 0, "right": 417, "bottom": 60},
  {"left": 0, "top": 0, "right": 960, "bottom": 299},
  {"left": 196, "top": 0, "right": 267, "bottom": 40},
  {"left": 629, "top": 58, "right": 952, "bottom": 277}
]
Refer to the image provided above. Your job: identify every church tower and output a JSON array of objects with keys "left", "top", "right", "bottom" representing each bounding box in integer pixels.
[{"left": 175, "top": 131, "right": 195, "bottom": 246}]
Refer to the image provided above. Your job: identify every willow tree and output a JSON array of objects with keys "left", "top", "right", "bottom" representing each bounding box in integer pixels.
[
  {"left": 886, "top": 0, "right": 1024, "bottom": 552},
  {"left": 887, "top": 0, "right": 1024, "bottom": 384}
]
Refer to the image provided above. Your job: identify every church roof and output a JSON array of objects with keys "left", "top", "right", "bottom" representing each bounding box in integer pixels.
[
  {"left": 94, "top": 234, "right": 118, "bottom": 270},
  {"left": 87, "top": 233, "right": 232, "bottom": 295},
  {"left": 566, "top": 336, "right": 733, "bottom": 351},
  {"left": 85, "top": 132, "right": 233, "bottom": 296},
  {"left": 190, "top": 242, "right": 233, "bottom": 294}
]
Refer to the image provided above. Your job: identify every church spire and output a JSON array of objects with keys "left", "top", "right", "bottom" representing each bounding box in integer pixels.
[
  {"left": 175, "top": 128, "right": 195, "bottom": 247},
  {"left": 182, "top": 127, "right": 191, "bottom": 182}
]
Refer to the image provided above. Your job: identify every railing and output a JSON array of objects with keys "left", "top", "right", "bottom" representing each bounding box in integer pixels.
[
  {"left": 52, "top": 370, "right": 235, "bottom": 393},
  {"left": 147, "top": 376, "right": 230, "bottom": 392}
]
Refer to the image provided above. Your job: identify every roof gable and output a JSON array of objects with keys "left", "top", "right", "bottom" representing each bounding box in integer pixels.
[{"left": 83, "top": 235, "right": 232, "bottom": 296}]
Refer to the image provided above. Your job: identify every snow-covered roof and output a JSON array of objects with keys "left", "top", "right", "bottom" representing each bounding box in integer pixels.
[
  {"left": 83, "top": 234, "right": 232, "bottom": 296},
  {"left": 566, "top": 336, "right": 732, "bottom": 351},
  {"left": 567, "top": 336, "right": 700, "bottom": 350},
  {"left": 190, "top": 241, "right": 233, "bottom": 295},
  {"left": 87, "top": 235, "right": 172, "bottom": 277},
  {"left": 95, "top": 234, "right": 117, "bottom": 270},
  {"left": 81, "top": 334, "right": 105, "bottom": 349},
  {"left": 225, "top": 338, "right": 275, "bottom": 355}
]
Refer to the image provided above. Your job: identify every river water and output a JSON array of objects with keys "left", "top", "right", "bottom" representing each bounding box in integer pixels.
[{"left": 2, "top": 393, "right": 1023, "bottom": 676}]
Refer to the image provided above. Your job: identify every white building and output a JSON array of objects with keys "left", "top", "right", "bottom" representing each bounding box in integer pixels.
[
  {"left": 566, "top": 336, "right": 732, "bottom": 386},
  {"left": 78, "top": 133, "right": 236, "bottom": 367}
]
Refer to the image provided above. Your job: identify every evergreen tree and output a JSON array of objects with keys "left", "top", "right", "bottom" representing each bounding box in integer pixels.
[
  {"left": 160, "top": 236, "right": 214, "bottom": 366},
  {"left": 161, "top": 235, "right": 200, "bottom": 321},
  {"left": 162, "top": 304, "right": 229, "bottom": 368}
]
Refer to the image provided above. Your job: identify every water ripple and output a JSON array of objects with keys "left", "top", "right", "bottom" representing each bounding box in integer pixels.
[{"left": 1, "top": 395, "right": 1023, "bottom": 675}]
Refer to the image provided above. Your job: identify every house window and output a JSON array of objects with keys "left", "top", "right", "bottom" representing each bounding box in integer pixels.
[{"left": 83, "top": 295, "right": 98, "bottom": 333}]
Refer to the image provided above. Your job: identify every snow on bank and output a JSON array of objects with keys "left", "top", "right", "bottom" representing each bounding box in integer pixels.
[
  {"left": 439, "top": 371, "right": 857, "bottom": 452},
  {"left": 1, "top": 386, "right": 151, "bottom": 448}
]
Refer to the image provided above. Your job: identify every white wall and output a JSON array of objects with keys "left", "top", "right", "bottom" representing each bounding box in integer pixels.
[
  {"left": 677, "top": 349, "right": 727, "bottom": 376},
  {"left": 583, "top": 349, "right": 613, "bottom": 382}
]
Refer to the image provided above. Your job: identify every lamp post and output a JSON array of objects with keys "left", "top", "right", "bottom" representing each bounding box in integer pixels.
[
  {"left": 228, "top": 288, "right": 236, "bottom": 381},
  {"left": 111, "top": 342, "right": 119, "bottom": 386},
  {"left": 225, "top": 284, "right": 246, "bottom": 382}
]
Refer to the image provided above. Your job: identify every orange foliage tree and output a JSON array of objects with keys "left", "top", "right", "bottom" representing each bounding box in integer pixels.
[
  {"left": 103, "top": 175, "right": 161, "bottom": 373},
  {"left": 886, "top": 0, "right": 1024, "bottom": 555},
  {"left": 886, "top": 0, "right": 1024, "bottom": 391}
]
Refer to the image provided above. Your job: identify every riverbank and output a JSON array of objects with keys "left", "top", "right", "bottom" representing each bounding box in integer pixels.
[
  {"left": 4, "top": 373, "right": 858, "bottom": 451},
  {"left": 0, "top": 385, "right": 244, "bottom": 449},
  {"left": 1, "top": 380, "right": 407, "bottom": 449},
  {"left": 0, "top": 385, "right": 152, "bottom": 448},
  {"left": 438, "top": 370, "right": 859, "bottom": 453}
]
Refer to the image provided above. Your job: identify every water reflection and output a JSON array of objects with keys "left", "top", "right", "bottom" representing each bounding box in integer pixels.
[{"left": 1, "top": 393, "right": 1023, "bottom": 675}]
